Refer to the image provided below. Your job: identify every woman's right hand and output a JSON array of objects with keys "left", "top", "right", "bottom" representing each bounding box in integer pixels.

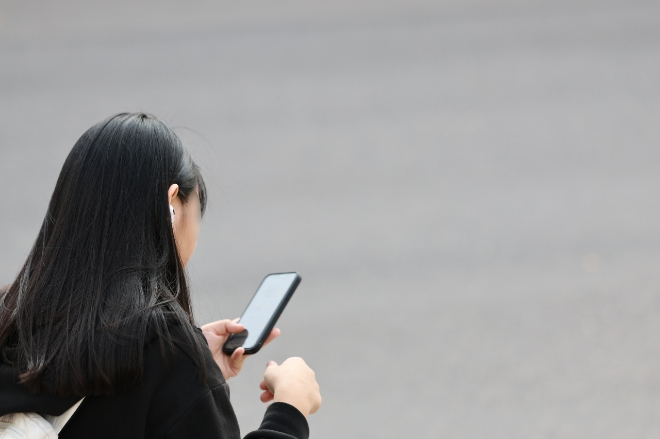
[{"left": 258, "top": 357, "right": 322, "bottom": 418}]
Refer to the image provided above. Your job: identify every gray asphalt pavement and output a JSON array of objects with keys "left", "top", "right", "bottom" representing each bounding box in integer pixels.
[{"left": 2, "top": 1, "right": 660, "bottom": 437}]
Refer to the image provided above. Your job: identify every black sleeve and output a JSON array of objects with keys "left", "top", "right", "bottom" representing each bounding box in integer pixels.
[
  {"left": 162, "top": 325, "right": 309, "bottom": 439},
  {"left": 243, "top": 403, "right": 309, "bottom": 439},
  {"left": 163, "top": 383, "right": 241, "bottom": 439},
  {"left": 164, "top": 393, "right": 309, "bottom": 439}
]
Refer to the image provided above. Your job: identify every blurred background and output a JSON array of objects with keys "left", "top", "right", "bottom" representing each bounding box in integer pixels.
[{"left": 2, "top": 0, "right": 660, "bottom": 437}]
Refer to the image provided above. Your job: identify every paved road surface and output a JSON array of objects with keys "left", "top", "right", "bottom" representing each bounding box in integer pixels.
[{"left": 2, "top": 1, "right": 660, "bottom": 437}]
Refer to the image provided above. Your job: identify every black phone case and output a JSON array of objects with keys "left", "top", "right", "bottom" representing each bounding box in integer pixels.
[{"left": 222, "top": 272, "right": 301, "bottom": 355}]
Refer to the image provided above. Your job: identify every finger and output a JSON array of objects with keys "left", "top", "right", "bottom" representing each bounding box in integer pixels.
[
  {"left": 229, "top": 348, "right": 246, "bottom": 373},
  {"left": 262, "top": 328, "right": 281, "bottom": 348},
  {"left": 262, "top": 362, "right": 277, "bottom": 394},
  {"left": 225, "top": 321, "right": 245, "bottom": 334},
  {"left": 231, "top": 347, "right": 245, "bottom": 362},
  {"left": 201, "top": 319, "right": 244, "bottom": 336},
  {"left": 201, "top": 319, "right": 231, "bottom": 336},
  {"left": 260, "top": 390, "right": 274, "bottom": 403},
  {"left": 310, "top": 396, "right": 322, "bottom": 414}
]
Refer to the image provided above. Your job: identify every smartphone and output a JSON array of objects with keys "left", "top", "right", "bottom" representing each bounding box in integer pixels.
[{"left": 222, "top": 272, "right": 301, "bottom": 355}]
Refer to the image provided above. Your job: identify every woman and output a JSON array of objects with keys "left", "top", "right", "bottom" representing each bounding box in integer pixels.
[{"left": 0, "top": 113, "right": 321, "bottom": 438}]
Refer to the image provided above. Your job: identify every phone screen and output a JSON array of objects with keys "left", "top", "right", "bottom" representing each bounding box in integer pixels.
[{"left": 226, "top": 273, "right": 299, "bottom": 351}]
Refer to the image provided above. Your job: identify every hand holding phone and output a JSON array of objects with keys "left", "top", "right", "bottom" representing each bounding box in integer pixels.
[{"left": 200, "top": 318, "right": 271, "bottom": 379}]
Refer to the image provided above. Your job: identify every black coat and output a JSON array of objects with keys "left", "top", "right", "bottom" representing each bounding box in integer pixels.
[{"left": 0, "top": 324, "right": 309, "bottom": 439}]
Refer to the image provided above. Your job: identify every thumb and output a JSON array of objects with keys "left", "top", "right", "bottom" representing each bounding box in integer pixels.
[{"left": 264, "top": 361, "right": 278, "bottom": 393}]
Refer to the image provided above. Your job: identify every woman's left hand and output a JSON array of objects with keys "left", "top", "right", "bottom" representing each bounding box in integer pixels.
[{"left": 201, "top": 319, "right": 281, "bottom": 379}]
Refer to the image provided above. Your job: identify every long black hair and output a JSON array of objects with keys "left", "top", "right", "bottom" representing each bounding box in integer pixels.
[{"left": 0, "top": 113, "right": 209, "bottom": 397}]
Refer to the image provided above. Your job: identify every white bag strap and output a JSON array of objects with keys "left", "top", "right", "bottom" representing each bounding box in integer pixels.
[
  {"left": 41, "top": 397, "right": 85, "bottom": 434},
  {"left": 0, "top": 412, "right": 59, "bottom": 439},
  {"left": 0, "top": 397, "right": 84, "bottom": 438}
]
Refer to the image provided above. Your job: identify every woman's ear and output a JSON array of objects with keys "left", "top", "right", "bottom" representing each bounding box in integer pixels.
[{"left": 167, "top": 184, "right": 179, "bottom": 204}]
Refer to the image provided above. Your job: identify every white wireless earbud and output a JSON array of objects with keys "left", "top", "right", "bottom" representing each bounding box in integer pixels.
[{"left": 169, "top": 204, "right": 175, "bottom": 224}]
